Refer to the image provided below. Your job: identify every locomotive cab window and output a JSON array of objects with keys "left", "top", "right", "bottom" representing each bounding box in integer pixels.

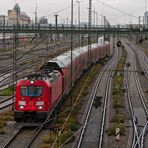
[{"left": 21, "top": 86, "right": 43, "bottom": 96}]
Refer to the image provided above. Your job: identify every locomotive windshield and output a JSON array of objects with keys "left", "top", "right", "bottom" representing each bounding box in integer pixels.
[{"left": 21, "top": 86, "right": 43, "bottom": 96}]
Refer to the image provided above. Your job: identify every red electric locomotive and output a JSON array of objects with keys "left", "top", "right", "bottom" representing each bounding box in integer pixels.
[
  {"left": 14, "top": 70, "right": 62, "bottom": 121},
  {"left": 14, "top": 41, "right": 110, "bottom": 122}
]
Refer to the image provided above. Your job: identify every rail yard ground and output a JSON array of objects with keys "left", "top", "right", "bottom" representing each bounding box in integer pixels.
[{"left": 0, "top": 37, "right": 148, "bottom": 148}]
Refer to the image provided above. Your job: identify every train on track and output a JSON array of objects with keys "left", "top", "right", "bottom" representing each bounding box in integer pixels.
[{"left": 14, "top": 40, "right": 110, "bottom": 122}]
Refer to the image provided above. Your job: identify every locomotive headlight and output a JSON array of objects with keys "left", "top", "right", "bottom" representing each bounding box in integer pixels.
[
  {"left": 20, "top": 106, "right": 24, "bottom": 109},
  {"left": 19, "top": 101, "right": 26, "bottom": 106},
  {"left": 38, "top": 106, "right": 43, "bottom": 110},
  {"left": 36, "top": 101, "right": 44, "bottom": 106},
  {"left": 31, "top": 80, "right": 34, "bottom": 84}
]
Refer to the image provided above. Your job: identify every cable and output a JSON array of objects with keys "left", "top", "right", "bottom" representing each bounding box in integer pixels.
[
  {"left": 108, "top": 5, "right": 148, "bottom": 21},
  {"left": 59, "top": 97, "right": 119, "bottom": 147},
  {"left": 16, "top": 35, "right": 49, "bottom": 61},
  {"left": 51, "top": 64, "right": 96, "bottom": 148},
  {"left": 40, "top": 0, "right": 86, "bottom": 18},
  {"left": 95, "top": 0, "right": 138, "bottom": 19}
]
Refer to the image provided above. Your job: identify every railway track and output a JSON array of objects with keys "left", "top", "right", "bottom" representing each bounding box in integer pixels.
[
  {"left": 0, "top": 39, "right": 92, "bottom": 87},
  {"left": 124, "top": 42, "right": 148, "bottom": 148},
  {"left": 76, "top": 47, "right": 120, "bottom": 148},
  {"left": 1, "top": 93, "right": 61, "bottom": 148},
  {"left": 1, "top": 125, "right": 45, "bottom": 148},
  {"left": 127, "top": 42, "right": 148, "bottom": 78},
  {"left": 0, "top": 96, "right": 13, "bottom": 110},
  {"left": 0, "top": 40, "right": 80, "bottom": 89},
  {"left": 0, "top": 38, "right": 94, "bottom": 112}
]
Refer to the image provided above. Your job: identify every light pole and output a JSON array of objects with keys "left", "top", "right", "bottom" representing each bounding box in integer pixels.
[
  {"left": 70, "top": 0, "right": 74, "bottom": 105},
  {"left": 95, "top": 11, "right": 98, "bottom": 27},
  {"left": 66, "top": 18, "right": 69, "bottom": 26},
  {"left": 92, "top": 9, "right": 96, "bottom": 42},
  {"left": 76, "top": 0, "right": 80, "bottom": 27},
  {"left": 54, "top": 13, "right": 59, "bottom": 41},
  {"left": 76, "top": 0, "right": 80, "bottom": 46},
  {"left": 92, "top": 8, "right": 96, "bottom": 26},
  {"left": 35, "top": 0, "right": 38, "bottom": 26},
  {"left": 34, "top": 0, "right": 38, "bottom": 38},
  {"left": 88, "top": 0, "right": 92, "bottom": 66},
  {"left": 2, "top": 15, "right": 6, "bottom": 50},
  {"left": 103, "top": 16, "right": 106, "bottom": 40}
]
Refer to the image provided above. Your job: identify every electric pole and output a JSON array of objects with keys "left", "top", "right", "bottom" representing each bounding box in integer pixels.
[
  {"left": 92, "top": 8, "right": 95, "bottom": 26},
  {"left": 76, "top": 1, "right": 80, "bottom": 27},
  {"left": 54, "top": 14, "right": 59, "bottom": 41},
  {"left": 70, "top": 0, "right": 74, "bottom": 105},
  {"left": 3, "top": 15, "right": 6, "bottom": 50},
  {"left": 35, "top": 0, "right": 38, "bottom": 38},
  {"left": 76, "top": 0, "right": 80, "bottom": 46},
  {"left": 54, "top": 14, "right": 59, "bottom": 29},
  {"left": 88, "top": 0, "right": 92, "bottom": 66}
]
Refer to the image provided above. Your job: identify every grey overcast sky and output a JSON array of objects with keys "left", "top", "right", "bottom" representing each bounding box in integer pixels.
[{"left": 0, "top": 0, "right": 147, "bottom": 25}]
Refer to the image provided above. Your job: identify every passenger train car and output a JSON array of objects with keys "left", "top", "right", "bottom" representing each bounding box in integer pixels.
[{"left": 14, "top": 41, "right": 110, "bottom": 122}]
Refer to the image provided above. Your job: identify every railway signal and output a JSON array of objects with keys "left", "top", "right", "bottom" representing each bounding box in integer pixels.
[{"left": 117, "top": 40, "right": 122, "bottom": 47}]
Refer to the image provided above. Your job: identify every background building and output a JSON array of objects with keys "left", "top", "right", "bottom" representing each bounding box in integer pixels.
[
  {"left": 0, "top": 15, "right": 8, "bottom": 26},
  {"left": 8, "top": 4, "right": 31, "bottom": 25},
  {"left": 39, "top": 17, "right": 48, "bottom": 25},
  {"left": 144, "top": 11, "right": 148, "bottom": 28}
]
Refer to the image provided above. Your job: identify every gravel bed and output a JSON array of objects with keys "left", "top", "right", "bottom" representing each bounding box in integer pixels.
[{"left": 0, "top": 121, "right": 17, "bottom": 147}]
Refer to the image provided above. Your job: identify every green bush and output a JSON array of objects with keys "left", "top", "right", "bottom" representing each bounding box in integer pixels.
[
  {"left": 0, "top": 86, "right": 14, "bottom": 96},
  {"left": 60, "top": 131, "right": 75, "bottom": 144},
  {"left": 0, "top": 128, "right": 6, "bottom": 134},
  {"left": 42, "top": 135, "right": 53, "bottom": 144},
  {"left": 69, "top": 123, "right": 79, "bottom": 131},
  {"left": 41, "top": 144, "right": 51, "bottom": 148},
  {"left": 111, "top": 114, "right": 125, "bottom": 123},
  {"left": 113, "top": 97, "right": 122, "bottom": 108},
  {"left": 105, "top": 123, "right": 125, "bottom": 136}
]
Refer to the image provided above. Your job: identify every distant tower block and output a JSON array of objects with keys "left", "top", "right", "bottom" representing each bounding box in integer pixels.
[{"left": 144, "top": 11, "right": 148, "bottom": 28}]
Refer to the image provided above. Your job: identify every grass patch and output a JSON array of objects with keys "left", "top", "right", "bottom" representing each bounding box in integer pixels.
[
  {"left": 59, "top": 131, "right": 75, "bottom": 144},
  {"left": 105, "top": 123, "right": 125, "bottom": 136},
  {"left": 41, "top": 59, "right": 109, "bottom": 146},
  {"left": 111, "top": 114, "right": 125, "bottom": 123},
  {"left": 0, "top": 86, "right": 14, "bottom": 96},
  {"left": 41, "top": 144, "right": 51, "bottom": 148},
  {"left": 69, "top": 122, "right": 79, "bottom": 131},
  {"left": 107, "top": 49, "right": 127, "bottom": 137},
  {"left": 42, "top": 135, "right": 54, "bottom": 144},
  {"left": 113, "top": 96, "right": 122, "bottom": 108},
  {"left": 0, "top": 128, "right": 6, "bottom": 134},
  {"left": 0, "top": 110, "right": 14, "bottom": 129}
]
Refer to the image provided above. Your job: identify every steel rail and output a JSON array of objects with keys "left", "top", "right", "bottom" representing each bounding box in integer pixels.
[
  {"left": 1, "top": 126, "right": 23, "bottom": 148},
  {"left": 0, "top": 96, "right": 13, "bottom": 110},
  {"left": 98, "top": 48, "right": 119, "bottom": 148},
  {"left": 125, "top": 65, "right": 140, "bottom": 148},
  {"left": 126, "top": 42, "right": 148, "bottom": 148},
  {"left": 76, "top": 47, "right": 118, "bottom": 148},
  {"left": 24, "top": 91, "right": 64, "bottom": 148}
]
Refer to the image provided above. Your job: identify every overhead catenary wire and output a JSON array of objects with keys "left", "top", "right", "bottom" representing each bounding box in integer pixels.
[
  {"left": 16, "top": 35, "right": 49, "bottom": 62},
  {"left": 58, "top": 97, "right": 120, "bottom": 147},
  {"left": 51, "top": 64, "right": 96, "bottom": 148},
  {"left": 40, "top": 0, "right": 86, "bottom": 18},
  {"left": 108, "top": 4, "right": 148, "bottom": 21},
  {"left": 95, "top": 0, "right": 138, "bottom": 19}
]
